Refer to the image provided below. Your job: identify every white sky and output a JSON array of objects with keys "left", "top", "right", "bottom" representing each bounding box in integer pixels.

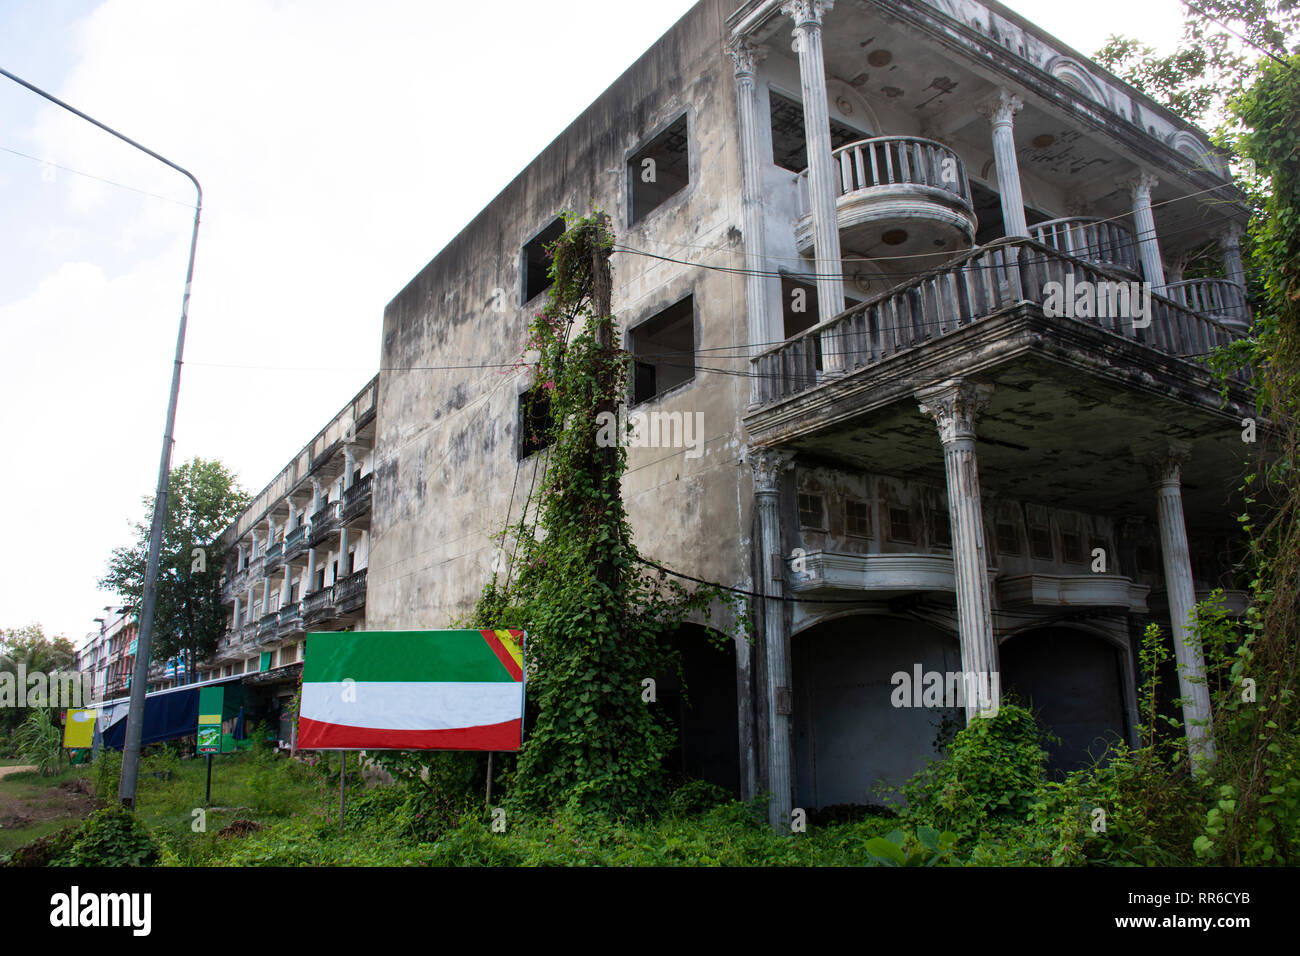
[{"left": 0, "top": 0, "right": 1189, "bottom": 643}]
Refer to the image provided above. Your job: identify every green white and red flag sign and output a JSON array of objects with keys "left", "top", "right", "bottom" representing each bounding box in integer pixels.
[{"left": 298, "top": 629, "right": 525, "bottom": 751}]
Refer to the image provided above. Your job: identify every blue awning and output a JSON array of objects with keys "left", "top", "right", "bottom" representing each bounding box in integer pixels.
[{"left": 98, "top": 675, "right": 246, "bottom": 750}]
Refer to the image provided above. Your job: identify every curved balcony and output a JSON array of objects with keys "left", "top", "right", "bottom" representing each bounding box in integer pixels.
[
  {"left": 278, "top": 601, "right": 304, "bottom": 638},
  {"left": 796, "top": 136, "right": 976, "bottom": 258},
  {"left": 283, "top": 524, "right": 308, "bottom": 561},
  {"left": 1165, "top": 278, "right": 1249, "bottom": 331},
  {"left": 1029, "top": 217, "right": 1139, "bottom": 277},
  {"left": 303, "top": 587, "right": 338, "bottom": 627},
  {"left": 257, "top": 612, "right": 279, "bottom": 646}
]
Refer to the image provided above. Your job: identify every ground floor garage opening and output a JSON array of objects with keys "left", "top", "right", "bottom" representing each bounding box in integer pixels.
[
  {"left": 655, "top": 624, "right": 741, "bottom": 796},
  {"left": 793, "top": 614, "right": 960, "bottom": 811}
]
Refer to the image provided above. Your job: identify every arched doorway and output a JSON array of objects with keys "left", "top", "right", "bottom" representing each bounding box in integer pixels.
[
  {"left": 999, "top": 626, "right": 1131, "bottom": 774},
  {"left": 793, "top": 614, "right": 960, "bottom": 810},
  {"left": 654, "top": 624, "right": 741, "bottom": 795}
]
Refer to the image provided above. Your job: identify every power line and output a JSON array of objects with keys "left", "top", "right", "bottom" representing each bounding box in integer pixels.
[
  {"left": 1178, "top": 0, "right": 1299, "bottom": 72},
  {"left": 0, "top": 143, "right": 195, "bottom": 208}
]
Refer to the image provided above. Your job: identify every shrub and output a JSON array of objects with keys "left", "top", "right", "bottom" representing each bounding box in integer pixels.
[
  {"left": 53, "top": 807, "right": 160, "bottom": 867},
  {"left": 14, "top": 709, "right": 61, "bottom": 776}
]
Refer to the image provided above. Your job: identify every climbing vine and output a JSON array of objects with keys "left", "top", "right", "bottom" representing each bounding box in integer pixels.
[{"left": 470, "top": 210, "right": 744, "bottom": 817}]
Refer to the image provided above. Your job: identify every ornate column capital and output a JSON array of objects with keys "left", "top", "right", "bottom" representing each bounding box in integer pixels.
[
  {"left": 1138, "top": 441, "right": 1191, "bottom": 487},
  {"left": 1123, "top": 170, "right": 1159, "bottom": 200},
  {"left": 781, "top": 0, "right": 834, "bottom": 29},
  {"left": 726, "top": 37, "right": 765, "bottom": 80},
  {"left": 977, "top": 88, "right": 1023, "bottom": 127},
  {"left": 916, "top": 380, "right": 995, "bottom": 444},
  {"left": 748, "top": 448, "right": 795, "bottom": 495}
]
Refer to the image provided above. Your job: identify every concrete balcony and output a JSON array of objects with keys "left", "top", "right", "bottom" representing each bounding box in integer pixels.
[
  {"left": 263, "top": 541, "right": 284, "bottom": 575},
  {"left": 341, "top": 473, "right": 373, "bottom": 528},
  {"left": 308, "top": 501, "right": 342, "bottom": 546},
  {"left": 257, "top": 612, "right": 279, "bottom": 646},
  {"left": 334, "top": 568, "right": 367, "bottom": 614},
  {"left": 1029, "top": 217, "right": 1139, "bottom": 277},
  {"left": 1166, "top": 278, "right": 1250, "bottom": 332},
  {"left": 796, "top": 136, "right": 975, "bottom": 259},
  {"left": 303, "top": 587, "right": 337, "bottom": 627},
  {"left": 278, "top": 601, "right": 304, "bottom": 639},
  {"left": 283, "top": 524, "right": 309, "bottom": 561},
  {"left": 751, "top": 238, "right": 1245, "bottom": 408},
  {"left": 786, "top": 551, "right": 979, "bottom": 599}
]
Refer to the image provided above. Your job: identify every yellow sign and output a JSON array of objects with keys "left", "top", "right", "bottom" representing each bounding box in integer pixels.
[{"left": 63, "top": 709, "right": 97, "bottom": 748}]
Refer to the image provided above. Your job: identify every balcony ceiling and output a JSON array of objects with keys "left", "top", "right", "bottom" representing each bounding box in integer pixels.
[{"left": 765, "top": 5, "right": 1238, "bottom": 258}]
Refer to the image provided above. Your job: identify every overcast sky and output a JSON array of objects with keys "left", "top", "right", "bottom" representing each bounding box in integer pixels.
[{"left": 0, "top": 0, "right": 1190, "bottom": 644}]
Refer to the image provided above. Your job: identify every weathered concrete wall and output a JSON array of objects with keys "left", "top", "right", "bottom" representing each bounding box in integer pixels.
[{"left": 367, "top": 0, "right": 755, "bottom": 632}]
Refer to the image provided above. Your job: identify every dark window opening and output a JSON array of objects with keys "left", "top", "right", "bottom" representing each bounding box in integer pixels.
[
  {"left": 970, "top": 180, "right": 1051, "bottom": 245},
  {"left": 522, "top": 218, "right": 565, "bottom": 304},
  {"left": 845, "top": 499, "right": 871, "bottom": 537},
  {"left": 1136, "top": 544, "right": 1156, "bottom": 574},
  {"left": 932, "top": 511, "right": 952, "bottom": 549},
  {"left": 1062, "top": 532, "right": 1084, "bottom": 564},
  {"left": 888, "top": 506, "right": 914, "bottom": 543},
  {"left": 346, "top": 550, "right": 356, "bottom": 577},
  {"left": 518, "top": 386, "right": 555, "bottom": 459},
  {"left": 996, "top": 521, "right": 1022, "bottom": 555},
  {"left": 1030, "top": 525, "right": 1054, "bottom": 561},
  {"left": 769, "top": 91, "right": 865, "bottom": 172},
  {"left": 798, "top": 493, "right": 826, "bottom": 530},
  {"left": 781, "top": 274, "right": 819, "bottom": 340},
  {"left": 290, "top": 584, "right": 299, "bottom": 603},
  {"left": 629, "top": 114, "right": 690, "bottom": 224},
  {"left": 630, "top": 297, "right": 695, "bottom": 404}
]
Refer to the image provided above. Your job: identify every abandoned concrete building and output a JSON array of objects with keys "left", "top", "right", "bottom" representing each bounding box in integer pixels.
[{"left": 197, "top": 0, "right": 1254, "bottom": 821}]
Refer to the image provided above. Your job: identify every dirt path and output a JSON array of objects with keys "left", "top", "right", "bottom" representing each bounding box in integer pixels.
[{"left": 0, "top": 765, "right": 35, "bottom": 779}]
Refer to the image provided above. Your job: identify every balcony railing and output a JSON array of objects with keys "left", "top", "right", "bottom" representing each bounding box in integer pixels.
[
  {"left": 335, "top": 568, "right": 367, "bottom": 613},
  {"left": 257, "top": 612, "right": 279, "bottom": 645},
  {"left": 797, "top": 136, "right": 975, "bottom": 252},
  {"left": 284, "top": 524, "right": 308, "bottom": 561},
  {"left": 1165, "top": 278, "right": 1249, "bottom": 330},
  {"left": 752, "top": 237, "right": 1244, "bottom": 406},
  {"left": 309, "top": 502, "right": 342, "bottom": 546},
  {"left": 303, "top": 587, "right": 337, "bottom": 626},
  {"left": 278, "top": 601, "right": 303, "bottom": 636},
  {"left": 1029, "top": 217, "right": 1139, "bottom": 276},
  {"left": 341, "top": 473, "right": 373, "bottom": 525},
  {"left": 263, "top": 541, "right": 284, "bottom": 574}
]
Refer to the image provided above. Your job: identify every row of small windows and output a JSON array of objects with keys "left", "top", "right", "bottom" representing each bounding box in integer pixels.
[{"left": 797, "top": 491, "right": 1118, "bottom": 564}]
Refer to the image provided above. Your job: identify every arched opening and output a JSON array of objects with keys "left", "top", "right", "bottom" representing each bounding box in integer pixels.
[
  {"left": 793, "top": 614, "right": 960, "bottom": 811},
  {"left": 654, "top": 623, "right": 741, "bottom": 795},
  {"left": 999, "top": 626, "right": 1130, "bottom": 774}
]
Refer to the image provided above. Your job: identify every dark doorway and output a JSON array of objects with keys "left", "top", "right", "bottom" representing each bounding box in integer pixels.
[{"left": 655, "top": 624, "right": 740, "bottom": 795}]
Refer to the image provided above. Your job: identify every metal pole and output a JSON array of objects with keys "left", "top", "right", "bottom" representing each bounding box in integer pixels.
[
  {"left": 205, "top": 754, "right": 212, "bottom": 806},
  {"left": 0, "top": 66, "right": 203, "bottom": 810},
  {"left": 486, "top": 752, "right": 494, "bottom": 806},
  {"left": 339, "top": 751, "right": 347, "bottom": 833}
]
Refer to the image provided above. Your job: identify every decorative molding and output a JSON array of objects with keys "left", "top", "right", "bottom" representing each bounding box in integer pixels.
[
  {"left": 748, "top": 448, "right": 794, "bottom": 494},
  {"left": 726, "top": 37, "right": 765, "bottom": 79},
  {"left": 977, "top": 88, "right": 1023, "bottom": 128},
  {"left": 916, "top": 380, "right": 995, "bottom": 444},
  {"left": 1122, "top": 170, "right": 1159, "bottom": 200},
  {"left": 780, "top": 0, "right": 834, "bottom": 28},
  {"left": 1138, "top": 440, "right": 1191, "bottom": 486}
]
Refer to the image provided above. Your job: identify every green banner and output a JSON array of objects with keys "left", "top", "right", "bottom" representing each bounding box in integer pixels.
[{"left": 197, "top": 685, "right": 224, "bottom": 754}]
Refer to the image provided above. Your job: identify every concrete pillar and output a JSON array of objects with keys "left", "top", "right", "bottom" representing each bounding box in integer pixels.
[
  {"left": 917, "top": 380, "right": 999, "bottom": 721},
  {"left": 1126, "top": 172, "right": 1165, "bottom": 294},
  {"left": 978, "top": 89, "right": 1028, "bottom": 238},
  {"left": 306, "top": 548, "right": 317, "bottom": 595},
  {"left": 750, "top": 448, "right": 795, "bottom": 830},
  {"left": 311, "top": 479, "right": 322, "bottom": 516},
  {"left": 232, "top": 595, "right": 241, "bottom": 629},
  {"left": 728, "top": 37, "right": 779, "bottom": 403},
  {"left": 282, "top": 565, "right": 293, "bottom": 605},
  {"left": 245, "top": 586, "right": 254, "bottom": 624},
  {"left": 261, "top": 580, "right": 271, "bottom": 616},
  {"left": 782, "top": 0, "right": 846, "bottom": 336},
  {"left": 339, "top": 527, "right": 351, "bottom": 578},
  {"left": 1145, "top": 444, "right": 1215, "bottom": 769},
  {"left": 1220, "top": 224, "right": 1246, "bottom": 288},
  {"left": 1165, "top": 251, "right": 1187, "bottom": 287},
  {"left": 344, "top": 446, "right": 357, "bottom": 491}
]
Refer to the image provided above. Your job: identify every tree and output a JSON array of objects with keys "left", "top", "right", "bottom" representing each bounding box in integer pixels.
[
  {"left": 100, "top": 458, "right": 249, "bottom": 687},
  {"left": 0, "top": 624, "right": 76, "bottom": 733}
]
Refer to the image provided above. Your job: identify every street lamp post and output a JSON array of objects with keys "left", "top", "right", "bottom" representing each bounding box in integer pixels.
[{"left": 1, "top": 66, "right": 202, "bottom": 808}]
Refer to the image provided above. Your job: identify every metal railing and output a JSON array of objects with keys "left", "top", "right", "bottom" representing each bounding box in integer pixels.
[
  {"left": 811, "top": 135, "right": 973, "bottom": 205},
  {"left": 1165, "top": 277, "right": 1249, "bottom": 329}
]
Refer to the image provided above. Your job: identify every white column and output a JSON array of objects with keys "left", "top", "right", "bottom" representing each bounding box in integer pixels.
[
  {"left": 305, "top": 548, "right": 317, "bottom": 595},
  {"left": 728, "top": 37, "right": 779, "bottom": 403},
  {"left": 978, "top": 89, "right": 1028, "bottom": 238},
  {"left": 261, "top": 580, "right": 271, "bottom": 616},
  {"left": 339, "top": 527, "right": 351, "bottom": 578},
  {"left": 232, "top": 595, "right": 241, "bottom": 629},
  {"left": 751, "top": 449, "right": 795, "bottom": 830},
  {"left": 1126, "top": 172, "right": 1165, "bottom": 294},
  {"left": 344, "top": 446, "right": 357, "bottom": 491},
  {"left": 917, "top": 380, "right": 999, "bottom": 722},
  {"left": 1145, "top": 445, "right": 1215, "bottom": 769},
  {"left": 311, "top": 479, "right": 323, "bottom": 516},
  {"left": 782, "top": 0, "right": 846, "bottom": 336},
  {"left": 1220, "top": 224, "right": 1246, "bottom": 288},
  {"left": 1165, "top": 250, "right": 1187, "bottom": 287},
  {"left": 245, "top": 585, "right": 254, "bottom": 624}
]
